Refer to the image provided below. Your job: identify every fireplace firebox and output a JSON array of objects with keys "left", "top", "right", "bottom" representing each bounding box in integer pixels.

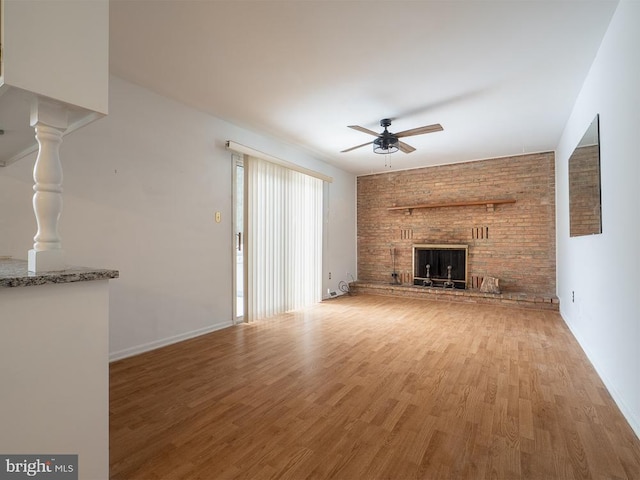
[{"left": 413, "top": 244, "right": 468, "bottom": 289}]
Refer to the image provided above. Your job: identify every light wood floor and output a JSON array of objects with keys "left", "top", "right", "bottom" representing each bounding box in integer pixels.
[{"left": 110, "top": 295, "right": 640, "bottom": 479}]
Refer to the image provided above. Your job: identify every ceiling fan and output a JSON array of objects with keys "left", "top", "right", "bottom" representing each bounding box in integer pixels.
[{"left": 341, "top": 118, "right": 443, "bottom": 154}]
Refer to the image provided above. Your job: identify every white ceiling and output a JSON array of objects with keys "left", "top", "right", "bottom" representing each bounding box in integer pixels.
[{"left": 109, "top": 0, "right": 618, "bottom": 175}]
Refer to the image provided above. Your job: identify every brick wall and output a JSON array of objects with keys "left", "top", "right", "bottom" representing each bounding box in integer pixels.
[{"left": 357, "top": 152, "right": 556, "bottom": 295}]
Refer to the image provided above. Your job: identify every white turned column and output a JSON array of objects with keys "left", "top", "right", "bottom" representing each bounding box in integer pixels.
[{"left": 28, "top": 99, "right": 68, "bottom": 273}]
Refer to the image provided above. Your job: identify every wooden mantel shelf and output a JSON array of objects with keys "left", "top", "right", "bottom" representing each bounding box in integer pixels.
[{"left": 388, "top": 198, "right": 516, "bottom": 214}]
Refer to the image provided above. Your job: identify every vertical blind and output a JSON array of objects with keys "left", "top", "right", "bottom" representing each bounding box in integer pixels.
[{"left": 246, "top": 156, "right": 323, "bottom": 321}]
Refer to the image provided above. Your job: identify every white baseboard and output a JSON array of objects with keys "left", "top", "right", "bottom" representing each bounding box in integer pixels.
[
  {"left": 559, "top": 308, "right": 640, "bottom": 440},
  {"left": 109, "top": 321, "right": 234, "bottom": 362}
]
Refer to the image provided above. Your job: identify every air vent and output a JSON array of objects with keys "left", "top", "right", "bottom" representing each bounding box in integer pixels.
[
  {"left": 472, "top": 226, "right": 489, "bottom": 240},
  {"left": 400, "top": 228, "right": 413, "bottom": 240}
]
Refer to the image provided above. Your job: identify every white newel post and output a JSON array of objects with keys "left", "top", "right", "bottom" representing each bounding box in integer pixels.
[{"left": 28, "top": 99, "right": 68, "bottom": 273}]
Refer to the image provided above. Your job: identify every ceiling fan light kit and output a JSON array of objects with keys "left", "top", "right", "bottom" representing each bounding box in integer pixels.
[{"left": 342, "top": 118, "right": 443, "bottom": 156}]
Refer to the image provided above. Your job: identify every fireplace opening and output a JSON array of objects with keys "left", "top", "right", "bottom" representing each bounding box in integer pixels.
[{"left": 413, "top": 244, "right": 468, "bottom": 289}]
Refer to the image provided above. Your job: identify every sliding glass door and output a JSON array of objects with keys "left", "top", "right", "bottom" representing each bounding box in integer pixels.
[{"left": 232, "top": 155, "right": 245, "bottom": 323}]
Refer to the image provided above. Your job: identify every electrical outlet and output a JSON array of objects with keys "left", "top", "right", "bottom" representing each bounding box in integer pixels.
[
  {"left": 329, "top": 272, "right": 332, "bottom": 280},
  {"left": 572, "top": 291, "right": 575, "bottom": 303}
]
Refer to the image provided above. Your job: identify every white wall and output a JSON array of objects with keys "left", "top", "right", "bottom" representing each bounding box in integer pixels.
[
  {"left": 556, "top": 0, "right": 640, "bottom": 438},
  {"left": 0, "top": 76, "right": 357, "bottom": 360},
  {"left": 0, "top": 280, "right": 110, "bottom": 479}
]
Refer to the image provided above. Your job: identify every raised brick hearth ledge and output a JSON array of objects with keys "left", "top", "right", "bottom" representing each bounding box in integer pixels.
[{"left": 351, "top": 282, "right": 559, "bottom": 311}]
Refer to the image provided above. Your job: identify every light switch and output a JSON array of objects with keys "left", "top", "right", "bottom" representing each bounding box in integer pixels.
[{"left": 215, "top": 211, "right": 221, "bottom": 223}]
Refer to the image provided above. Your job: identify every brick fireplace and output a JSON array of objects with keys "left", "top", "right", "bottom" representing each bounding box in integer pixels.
[{"left": 356, "top": 152, "right": 557, "bottom": 306}]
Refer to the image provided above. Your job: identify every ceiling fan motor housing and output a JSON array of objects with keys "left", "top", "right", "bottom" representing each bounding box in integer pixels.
[
  {"left": 374, "top": 125, "right": 399, "bottom": 153},
  {"left": 376, "top": 118, "right": 399, "bottom": 151}
]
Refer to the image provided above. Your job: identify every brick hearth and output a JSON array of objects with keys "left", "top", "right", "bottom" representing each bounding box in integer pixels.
[{"left": 351, "top": 282, "right": 559, "bottom": 311}]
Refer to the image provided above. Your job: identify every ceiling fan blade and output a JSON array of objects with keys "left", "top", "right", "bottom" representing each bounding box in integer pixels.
[
  {"left": 341, "top": 140, "right": 374, "bottom": 153},
  {"left": 395, "top": 123, "right": 443, "bottom": 138},
  {"left": 348, "top": 125, "right": 381, "bottom": 137},
  {"left": 398, "top": 141, "right": 416, "bottom": 154}
]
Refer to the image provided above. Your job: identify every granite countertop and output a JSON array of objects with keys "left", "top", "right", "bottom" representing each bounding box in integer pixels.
[{"left": 0, "top": 258, "right": 119, "bottom": 288}]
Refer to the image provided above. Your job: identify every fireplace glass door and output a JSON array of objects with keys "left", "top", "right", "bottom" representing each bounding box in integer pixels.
[{"left": 413, "top": 244, "right": 468, "bottom": 289}]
